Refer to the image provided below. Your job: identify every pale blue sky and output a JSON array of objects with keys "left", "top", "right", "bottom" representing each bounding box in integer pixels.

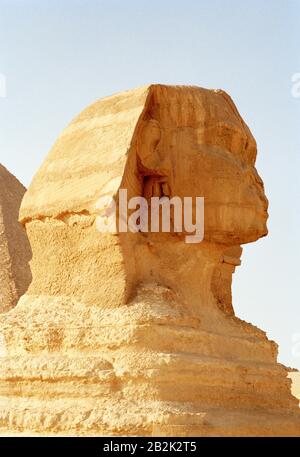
[{"left": 0, "top": 0, "right": 299, "bottom": 367}]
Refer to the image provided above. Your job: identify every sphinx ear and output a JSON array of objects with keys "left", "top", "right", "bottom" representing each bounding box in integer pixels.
[
  {"left": 137, "top": 119, "right": 171, "bottom": 199},
  {"left": 137, "top": 119, "right": 161, "bottom": 172}
]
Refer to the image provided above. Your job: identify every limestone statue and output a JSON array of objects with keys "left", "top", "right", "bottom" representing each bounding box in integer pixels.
[{"left": 0, "top": 85, "right": 299, "bottom": 436}]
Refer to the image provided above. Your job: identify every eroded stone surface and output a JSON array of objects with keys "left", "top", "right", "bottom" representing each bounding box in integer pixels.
[
  {"left": 0, "top": 85, "right": 299, "bottom": 436},
  {"left": 0, "top": 164, "right": 31, "bottom": 313}
]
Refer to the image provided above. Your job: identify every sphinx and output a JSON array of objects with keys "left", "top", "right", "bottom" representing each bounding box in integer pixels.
[{"left": 0, "top": 85, "right": 299, "bottom": 436}]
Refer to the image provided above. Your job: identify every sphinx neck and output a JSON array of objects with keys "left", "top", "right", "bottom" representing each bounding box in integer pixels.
[{"left": 129, "top": 234, "right": 240, "bottom": 319}]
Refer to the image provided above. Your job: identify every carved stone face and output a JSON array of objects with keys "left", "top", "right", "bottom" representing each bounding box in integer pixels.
[{"left": 137, "top": 87, "right": 268, "bottom": 245}]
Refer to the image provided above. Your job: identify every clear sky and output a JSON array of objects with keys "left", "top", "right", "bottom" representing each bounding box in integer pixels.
[{"left": 0, "top": 0, "right": 299, "bottom": 368}]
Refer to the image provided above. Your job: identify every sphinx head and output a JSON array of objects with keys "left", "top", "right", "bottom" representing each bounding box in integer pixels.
[
  {"left": 19, "top": 85, "right": 268, "bottom": 311},
  {"left": 133, "top": 85, "right": 268, "bottom": 245}
]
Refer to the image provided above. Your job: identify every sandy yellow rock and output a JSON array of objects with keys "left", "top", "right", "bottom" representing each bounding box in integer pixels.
[
  {"left": 0, "top": 85, "right": 299, "bottom": 436},
  {"left": 0, "top": 164, "right": 31, "bottom": 313}
]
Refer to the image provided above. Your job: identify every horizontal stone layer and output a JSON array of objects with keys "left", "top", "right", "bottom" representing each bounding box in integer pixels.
[
  {"left": 0, "top": 353, "right": 296, "bottom": 412},
  {"left": 1, "top": 397, "right": 300, "bottom": 436}
]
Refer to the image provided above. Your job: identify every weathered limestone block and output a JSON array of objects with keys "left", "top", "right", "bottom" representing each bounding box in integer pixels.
[
  {"left": 0, "top": 164, "right": 31, "bottom": 313},
  {"left": 0, "top": 85, "right": 299, "bottom": 436}
]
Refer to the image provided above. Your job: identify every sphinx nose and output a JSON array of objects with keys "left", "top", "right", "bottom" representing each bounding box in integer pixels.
[{"left": 250, "top": 168, "right": 269, "bottom": 210}]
